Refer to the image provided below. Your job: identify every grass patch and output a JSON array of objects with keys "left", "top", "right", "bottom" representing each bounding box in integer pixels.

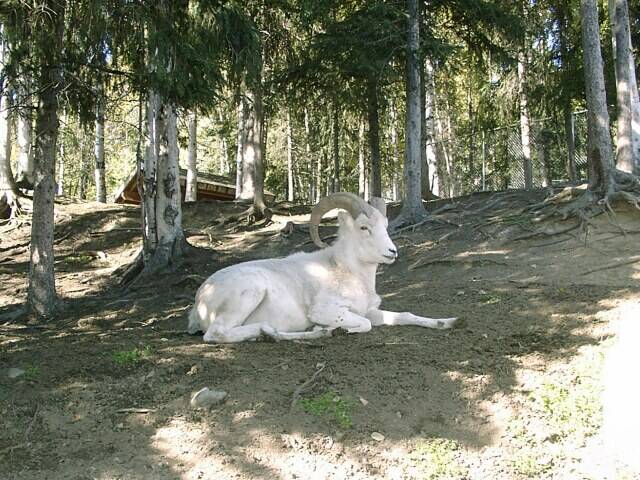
[
  {"left": 112, "top": 345, "right": 152, "bottom": 366},
  {"left": 409, "top": 437, "right": 468, "bottom": 480},
  {"left": 300, "top": 391, "right": 353, "bottom": 429}
]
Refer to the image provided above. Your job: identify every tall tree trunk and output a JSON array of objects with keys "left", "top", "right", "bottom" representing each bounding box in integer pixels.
[
  {"left": 286, "top": 109, "right": 294, "bottom": 201},
  {"left": 389, "top": 98, "right": 400, "bottom": 201},
  {"left": 316, "top": 143, "right": 323, "bottom": 203},
  {"left": 304, "top": 107, "right": 315, "bottom": 203},
  {"left": 609, "top": 0, "right": 636, "bottom": 172},
  {"left": 94, "top": 82, "right": 106, "bottom": 203},
  {"left": 57, "top": 135, "right": 64, "bottom": 196},
  {"left": 142, "top": 90, "right": 160, "bottom": 257},
  {"left": 239, "top": 80, "right": 268, "bottom": 216},
  {"left": 217, "top": 110, "right": 228, "bottom": 175},
  {"left": 424, "top": 58, "right": 439, "bottom": 197},
  {"left": 79, "top": 134, "right": 89, "bottom": 200},
  {"left": 558, "top": 2, "right": 578, "bottom": 182},
  {"left": 581, "top": 0, "right": 615, "bottom": 192},
  {"left": 332, "top": 102, "right": 340, "bottom": 193},
  {"left": 0, "top": 85, "right": 19, "bottom": 218},
  {"left": 185, "top": 111, "right": 197, "bottom": 202},
  {"left": 15, "top": 80, "right": 34, "bottom": 189},
  {"left": 27, "top": 0, "right": 66, "bottom": 318},
  {"left": 235, "top": 96, "right": 245, "bottom": 199},
  {"left": 518, "top": 49, "right": 533, "bottom": 190},
  {"left": 358, "top": 120, "right": 367, "bottom": 199},
  {"left": 393, "top": 0, "right": 427, "bottom": 227},
  {"left": 367, "top": 78, "right": 382, "bottom": 198}
]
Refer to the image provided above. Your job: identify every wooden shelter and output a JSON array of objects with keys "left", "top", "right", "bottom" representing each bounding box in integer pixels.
[{"left": 112, "top": 169, "right": 274, "bottom": 204}]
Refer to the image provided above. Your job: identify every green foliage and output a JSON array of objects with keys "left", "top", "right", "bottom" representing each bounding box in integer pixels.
[
  {"left": 300, "top": 391, "right": 353, "bottom": 429},
  {"left": 23, "top": 365, "right": 40, "bottom": 381},
  {"left": 112, "top": 346, "right": 152, "bottom": 366},
  {"left": 409, "top": 437, "right": 468, "bottom": 480}
]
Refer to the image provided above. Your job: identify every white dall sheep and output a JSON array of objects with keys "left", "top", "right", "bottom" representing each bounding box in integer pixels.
[{"left": 188, "top": 192, "right": 458, "bottom": 343}]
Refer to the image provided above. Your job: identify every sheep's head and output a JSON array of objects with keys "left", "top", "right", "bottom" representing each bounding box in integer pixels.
[{"left": 309, "top": 192, "right": 398, "bottom": 264}]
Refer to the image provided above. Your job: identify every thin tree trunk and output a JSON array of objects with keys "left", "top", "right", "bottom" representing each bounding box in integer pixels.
[
  {"left": 581, "top": 0, "right": 615, "bottom": 191},
  {"left": 16, "top": 80, "right": 34, "bottom": 189},
  {"left": 393, "top": 0, "right": 427, "bottom": 227},
  {"left": 558, "top": 2, "right": 578, "bottom": 182},
  {"left": 367, "top": 78, "right": 382, "bottom": 198},
  {"left": 358, "top": 120, "right": 367, "bottom": 199},
  {"left": 389, "top": 98, "right": 400, "bottom": 201},
  {"left": 142, "top": 90, "right": 159, "bottom": 257},
  {"left": 239, "top": 80, "right": 268, "bottom": 215},
  {"left": 564, "top": 108, "right": 578, "bottom": 181},
  {"left": 235, "top": 96, "right": 245, "bottom": 199},
  {"left": 518, "top": 49, "right": 533, "bottom": 190},
  {"left": 609, "top": 0, "right": 635, "bottom": 172},
  {"left": 0, "top": 84, "right": 18, "bottom": 218},
  {"left": 217, "top": 110, "right": 228, "bottom": 175},
  {"left": 286, "top": 109, "right": 294, "bottom": 201},
  {"left": 424, "top": 58, "right": 439, "bottom": 197},
  {"left": 304, "top": 107, "right": 315, "bottom": 203},
  {"left": 332, "top": 103, "right": 340, "bottom": 193},
  {"left": 57, "top": 137, "right": 64, "bottom": 196},
  {"left": 94, "top": 82, "right": 106, "bottom": 203},
  {"left": 79, "top": 133, "right": 89, "bottom": 200},
  {"left": 316, "top": 144, "right": 323, "bottom": 203},
  {"left": 185, "top": 111, "right": 197, "bottom": 202},
  {"left": 27, "top": 0, "right": 66, "bottom": 318}
]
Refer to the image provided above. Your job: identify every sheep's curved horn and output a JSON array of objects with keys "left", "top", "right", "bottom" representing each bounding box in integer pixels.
[
  {"left": 369, "top": 197, "right": 387, "bottom": 217},
  {"left": 309, "top": 192, "right": 370, "bottom": 248}
]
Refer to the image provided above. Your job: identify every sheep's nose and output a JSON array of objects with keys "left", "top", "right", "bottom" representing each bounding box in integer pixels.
[{"left": 388, "top": 248, "right": 398, "bottom": 257}]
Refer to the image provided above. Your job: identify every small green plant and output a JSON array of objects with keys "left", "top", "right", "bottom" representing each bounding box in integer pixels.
[
  {"left": 65, "top": 254, "right": 94, "bottom": 265},
  {"left": 410, "top": 438, "right": 467, "bottom": 480},
  {"left": 112, "top": 346, "right": 152, "bottom": 366},
  {"left": 511, "top": 451, "right": 552, "bottom": 477},
  {"left": 300, "top": 391, "right": 353, "bottom": 429},
  {"left": 23, "top": 365, "right": 39, "bottom": 380}
]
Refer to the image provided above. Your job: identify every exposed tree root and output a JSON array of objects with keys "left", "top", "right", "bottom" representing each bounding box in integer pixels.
[
  {"left": 581, "top": 255, "right": 640, "bottom": 275},
  {"left": 516, "top": 171, "right": 640, "bottom": 242},
  {"left": 223, "top": 203, "right": 273, "bottom": 227}
]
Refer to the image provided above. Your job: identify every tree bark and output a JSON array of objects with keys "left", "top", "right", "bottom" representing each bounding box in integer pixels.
[
  {"left": 238, "top": 80, "right": 268, "bottom": 215},
  {"left": 235, "top": 96, "right": 245, "bottom": 199},
  {"left": 0, "top": 85, "right": 18, "bottom": 219},
  {"left": 94, "top": 82, "right": 106, "bottom": 203},
  {"left": 581, "top": 0, "right": 615, "bottom": 192},
  {"left": 331, "top": 102, "right": 340, "bottom": 193},
  {"left": 15, "top": 80, "right": 34, "bottom": 189},
  {"left": 27, "top": 0, "right": 66, "bottom": 318},
  {"left": 304, "top": 107, "right": 315, "bottom": 203},
  {"left": 518, "top": 49, "right": 533, "bottom": 190},
  {"left": 389, "top": 98, "right": 400, "bottom": 201},
  {"left": 358, "top": 120, "right": 367, "bottom": 199},
  {"left": 609, "top": 0, "right": 636, "bottom": 173},
  {"left": 286, "top": 109, "right": 294, "bottom": 201},
  {"left": 185, "top": 111, "right": 197, "bottom": 202},
  {"left": 392, "top": 0, "right": 427, "bottom": 227},
  {"left": 367, "top": 77, "right": 382, "bottom": 198},
  {"left": 424, "top": 58, "right": 439, "bottom": 197}
]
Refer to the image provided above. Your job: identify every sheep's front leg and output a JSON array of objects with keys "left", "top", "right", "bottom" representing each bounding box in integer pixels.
[
  {"left": 261, "top": 325, "right": 334, "bottom": 341},
  {"left": 366, "top": 309, "right": 458, "bottom": 330}
]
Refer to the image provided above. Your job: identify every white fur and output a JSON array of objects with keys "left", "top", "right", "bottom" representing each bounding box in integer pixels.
[{"left": 188, "top": 201, "right": 457, "bottom": 343}]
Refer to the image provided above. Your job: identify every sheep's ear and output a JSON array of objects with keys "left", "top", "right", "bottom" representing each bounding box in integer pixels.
[
  {"left": 369, "top": 197, "right": 387, "bottom": 217},
  {"left": 337, "top": 211, "right": 355, "bottom": 230}
]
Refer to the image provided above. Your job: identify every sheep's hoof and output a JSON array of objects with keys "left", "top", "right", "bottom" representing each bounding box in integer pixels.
[
  {"left": 449, "top": 317, "right": 465, "bottom": 329},
  {"left": 260, "top": 324, "right": 281, "bottom": 342}
]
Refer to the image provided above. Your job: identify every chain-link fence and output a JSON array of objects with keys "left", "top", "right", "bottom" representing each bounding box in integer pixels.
[{"left": 430, "top": 110, "right": 588, "bottom": 197}]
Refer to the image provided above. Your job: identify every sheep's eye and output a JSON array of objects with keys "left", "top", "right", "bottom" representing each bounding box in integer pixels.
[{"left": 360, "top": 225, "right": 370, "bottom": 232}]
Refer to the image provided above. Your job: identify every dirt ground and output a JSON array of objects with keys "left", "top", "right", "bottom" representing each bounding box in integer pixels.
[{"left": 1, "top": 190, "right": 639, "bottom": 480}]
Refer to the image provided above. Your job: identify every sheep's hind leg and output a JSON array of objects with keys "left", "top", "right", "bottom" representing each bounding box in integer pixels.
[
  {"left": 261, "top": 325, "right": 333, "bottom": 342},
  {"left": 366, "top": 310, "right": 458, "bottom": 329},
  {"left": 202, "top": 287, "right": 266, "bottom": 343}
]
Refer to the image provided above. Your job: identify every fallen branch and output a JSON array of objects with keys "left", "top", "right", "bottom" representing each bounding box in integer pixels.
[
  {"left": 116, "top": 408, "right": 156, "bottom": 414},
  {"left": 580, "top": 255, "right": 640, "bottom": 276},
  {"left": 290, "top": 363, "right": 326, "bottom": 412}
]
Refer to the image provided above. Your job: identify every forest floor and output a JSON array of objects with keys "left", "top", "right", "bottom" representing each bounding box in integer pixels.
[{"left": 1, "top": 189, "right": 639, "bottom": 480}]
